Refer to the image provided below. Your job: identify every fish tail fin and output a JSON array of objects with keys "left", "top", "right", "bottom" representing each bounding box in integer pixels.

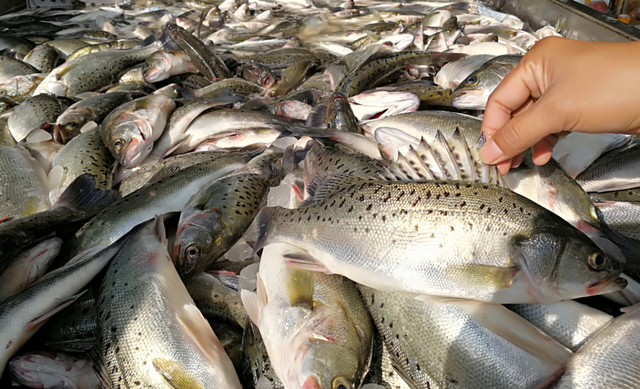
[
  {"left": 253, "top": 207, "right": 280, "bottom": 255},
  {"left": 174, "top": 86, "right": 197, "bottom": 99},
  {"left": 55, "top": 174, "right": 119, "bottom": 214}
]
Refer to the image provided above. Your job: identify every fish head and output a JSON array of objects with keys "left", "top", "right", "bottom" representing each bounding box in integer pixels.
[
  {"left": 33, "top": 79, "right": 68, "bottom": 97},
  {"left": 105, "top": 113, "right": 154, "bottom": 168},
  {"left": 240, "top": 64, "right": 276, "bottom": 89},
  {"left": 173, "top": 210, "right": 222, "bottom": 277},
  {"left": 513, "top": 227, "right": 626, "bottom": 301},
  {"left": 326, "top": 92, "right": 360, "bottom": 134},
  {"left": 53, "top": 107, "right": 93, "bottom": 144},
  {"left": 451, "top": 62, "right": 513, "bottom": 109},
  {"left": 144, "top": 51, "right": 173, "bottom": 83}
]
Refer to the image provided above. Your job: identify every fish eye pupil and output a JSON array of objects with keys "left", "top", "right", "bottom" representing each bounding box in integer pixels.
[
  {"left": 595, "top": 254, "right": 605, "bottom": 266},
  {"left": 467, "top": 76, "right": 477, "bottom": 84},
  {"left": 327, "top": 123, "right": 331, "bottom": 128},
  {"left": 337, "top": 385, "right": 347, "bottom": 389}
]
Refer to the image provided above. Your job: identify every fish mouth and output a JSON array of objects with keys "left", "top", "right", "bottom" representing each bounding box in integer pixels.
[
  {"left": 450, "top": 89, "right": 489, "bottom": 110},
  {"left": 52, "top": 124, "right": 65, "bottom": 144},
  {"left": 587, "top": 273, "right": 627, "bottom": 295},
  {"left": 330, "top": 92, "right": 349, "bottom": 104}
]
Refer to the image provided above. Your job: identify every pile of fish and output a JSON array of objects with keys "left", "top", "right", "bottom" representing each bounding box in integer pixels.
[{"left": 1, "top": 0, "right": 640, "bottom": 388}]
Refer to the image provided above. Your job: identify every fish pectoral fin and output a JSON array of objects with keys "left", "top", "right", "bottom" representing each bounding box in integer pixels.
[
  {"left": 422, "top": 297, "right": 572, "bottom": 367},
  {"left": 23, "top": 290, "right": 87, "bottom": 332},
  {"left": 285, "top": 267, "right": 314, "bottom": 308},
  {"left": 21, "top": 196, "right": 42, "bottom": 217},
  {"left": 65, "top": 245, "right": 107, "bottom": 266},
  {"left": 54, "top": 63, "right": 78, "bottom": 80},
  {"left": 241, "top": 274, "right": 267, "bottom": 326},
  {"left": 152, "top": 357, "right": 205, "bottom": 389},
  {"left": 443, "top": 264, "right": 517, "bottom": 289},
  {"left": 283, "top": 252, "right": 331, "bottom": 274},
  {"left": 161, "top": 136, "right": 190, "bottom": 159}
]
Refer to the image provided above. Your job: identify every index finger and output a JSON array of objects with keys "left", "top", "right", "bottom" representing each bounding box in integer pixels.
[{"left": 480, "top": 61, "right": 542, "bottom": 139}]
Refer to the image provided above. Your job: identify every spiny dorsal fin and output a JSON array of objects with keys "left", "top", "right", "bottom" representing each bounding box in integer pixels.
[
  {"left": 411, "top": 137, "right": 447, "bottom": 180},
  {"left": 448, "top": 126, "right": 475, "bottom": 182},
  {"left": 431, "top": 130, "right": 461, "bottom": 180},
  {"left": 148, "top": 163, "right": 182, "bottom": 183},
  {"left": 470, "top": 134, "right": 490, "bottom": 184}
]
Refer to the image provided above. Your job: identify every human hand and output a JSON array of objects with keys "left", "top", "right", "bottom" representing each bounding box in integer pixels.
[{"left": 479, "top": 37, "right": 640, "bottom": 175}]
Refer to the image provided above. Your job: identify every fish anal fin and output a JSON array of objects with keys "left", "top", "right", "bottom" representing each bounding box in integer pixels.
[{"left": 283, "top": 252, "right": 331, "bottom": 274}]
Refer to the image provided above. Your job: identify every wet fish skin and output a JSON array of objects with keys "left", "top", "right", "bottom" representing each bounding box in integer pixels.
[
  {"left": 255, "top": 177, "right": 625, "bottom": 303},
  {"left": 0, "top": 55, "right": 38, "bottom": 83},
  {"left": 8, "top": 351, "right": 99, "bottom": 389},
  {"left": 326, "top": 92, "right": 361, "bottom": 133},
  {"left": 43, "top": 39, "right": 91, "bottom": 58},
  {"left": 60, "top": 151, "right": 256, "bottom": 262},
  {"left": 33, "top": 38, "right": 164, "bottom": 97},
  {"left": 51, "top": 127, "right": 115, "bottom": 195},
  {"left": 97, "top": 216, "right": 242, "bottom": 388},
  {"left": 596, "top": 201, "right": 640, "bottom": 241},
  {"left": 589, "top": 187, "right": 640, "bottom": 203},
  {"left": 554, "top": 304, "right": 640, "bottom": 388},
  {"left": 242, "top": 321, "right": 284, "bottom": 389},
  {"left": 8, "top": 94, "right": 63, "bottom": 142},
  {"left": 241, "top": 243, "right": 374, "bottom": 389},
  {"left": 0, "top": 173, "right": 119, "bottom": 275},
  {"left": 234, "top": 47, "right": 321, "bottom": 70},
  {"left": 268, "top": 60, "right": 316, "bottom": 97},
  {"left": 0, "top": 237, "right": 61, "bottom": 304},
  {"left": 359, "top": 285, "right": 559, "bottom": 389},
  {"left": 53, "top": 92, "right": 134, "bottom": 144},
  {"left": 0, "top": 242, "right": 122, "bottom": 377},
  {"left": 99, "top": 94, "right": 175, "bottom": 168},
  {"left": 451, "top": 54, "right": 521, "bottom": 109},
  {"left": 184, "top": 272, "right": 247, "bottom": 328},
  {"left": 238, "top": 63, "right": 277, "bottom": 88},
  {"left": 166, "top": 23, "right": 231, "bottom": 80},
  {"left": 175, "top": 149, "right": 284, "bottom": 277},
  {"left": 65, "top": 39, "right": 140, "bottom": 62},
  {"left": 0, "top": 73, "right": 46, "bottom": 103},
  {"left": 575, "top": 141, "right": 640, "bottom": 193},
  {"left": 340, "top": 51, "right": 466, "bottom": 97},
  {"left": 144, "top": 50, "right": 199, "bottom": 83},
  {"left": 22, "top": 44, "right": 59, "bottom": 74},
  {"left": 0, "top": 144, "right": 50, "bottom": 219},
  {"left": 505, "top": 301, "right": 613, "bottom": 352},
  {"left": 434, "top": 54, "right": 494, "bottom": 89}
]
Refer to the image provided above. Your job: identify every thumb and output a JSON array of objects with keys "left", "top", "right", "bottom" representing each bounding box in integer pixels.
[{"left": 480, "top": 99, "right": 560, "bottom": 164}]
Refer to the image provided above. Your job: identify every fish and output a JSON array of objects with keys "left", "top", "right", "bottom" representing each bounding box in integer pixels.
[
  {"left": 553, "top": 303, "right": 640, "bottom": 388},
  {"left": 575, "top": 140, "right": 640, "bottom": 193},
  {"left": 52, "top": 91, "right": 134, "bottom": 144},
  {"left": 8, "top": 351, "right": 100, "bottom": 389},
  {"left": 0, "top": 174, "right": 118, "bottom": 275},
  {"left": 60, "top": 151, "right": 256, "bottom": 262},
  {"left": 149, "top": 92, "right": 244, "bottom": 162},
  {"left": 50, "top": 127, "right": 115, "bottom": 202},
  {"left": 169, "top": 109, "right": 303, "bottom": 154},
  {"left": 324, "top": 92, "right": 361, "bottom": 133},
  {"left": 178, "top": 78, "right": 266, "bottom": 98},
  {"left": 590, "top": 188, "right": 640, "bottom": 203},
  {"left": 8, "top": 94, "right": 66, "bottom": 142},
  {"left": 43, "top": 39, "right": 92, "bottom": 58},
  {"left": 0, "top": 55, "right": 38, "bottom": 83},
  {"left": 238, "top": 63, "right": 277, "bottom": 89},
  {"left": 174, "top": 149, "right": 284, "bottom": 277},
  {"left": 97, "top": 216, "right": 242, "bottom": 388},
  {"left": 22, "top": 44, "right": 59, "bottom": 74},
  {"left": 340, "top": 52, "right": 466, "bottom": 97},
  {"left": 241, "top": 242, "right": 374, "bottom": 389},
  {"left": 359, "top": 284, "right": 569, "bottom": 389},
  {"left": 33, "top": 37, "right": 165, "bottom": 97},
  {"left": 505, "top": 301, "right": 613, "bottom": 352},
  {"left": 255, "top": 176, "right": 626, "bottom": 303},
  {"left": 66, "top": 40, "right": 140, "bottom": 62},
  {"left": 0, "top": 145, "right": 51, "bottom": 219},
  {"left": 99, "top": 94, "right": 175, "bottom": 168},
  {"left": 451, "top": 54, "right": 521, "bottom": 109},
  {"left": 552, "top": 133, "right": 631, "bottom": 178},
  {"left": 166, "top": 23, "right": 232, "bottom": 80},
  {"left": 268, "top": 60, "right": 317, "bottom": 97},
  {"left": 349, "top": 90, "right": 421, "bottom": 120},
  {"left": 0, "top": 242, "right": 122, "bottom": 377},
  {"left": 361, "top": 110, "right": 482, "bottom": 146},
  {"left": 144, "top": 50, "right": 199, "bottom": 83},
  {"left": 0, "top": 237, "right": 61, "bottom": 304}
]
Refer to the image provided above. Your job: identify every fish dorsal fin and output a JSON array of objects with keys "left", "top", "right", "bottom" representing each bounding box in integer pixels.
[
  {"left": 148, "top": 163, "right": 182, "bottom": 183},
  {"left": 448, "top": 126, "right": 475, "bottom": 182},
  {"left": 431, "top": 130, "right": 461, "bottom": 180},
  {"left": 410, "top": 137, "right": 447, "bottom": 180},
  {"left": 301, "top": 174, "right": 352, "bottom": 207},
  {"left": 153, "top": 358, "right": 206, "bottom": 389},
  {"left": 392, "top": 153, "right": 424, "bottom": 181},
  {"left": 470, "top": 134, "right": 491, "bottom": 184}
]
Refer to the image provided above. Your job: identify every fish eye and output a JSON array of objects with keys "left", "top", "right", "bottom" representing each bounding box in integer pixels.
[
  {"left": 465, "top": 76, "right": 478, "bottom": 86},
  {"left": 588, "top": 252, "right": 607, "bottom": 270},
  {"left": 186, "top": 245, "right": 200, "bottom": 260},
  {"left": 0, "top": 90, "right": 4, "bottom": 96},
  {"left": 327, "top": 122, "right": 332, "bottom": 128},
  {"left": 332, "top": 377, "right": 351, "bottom": 389},
  {"left": 114, "top": 139, "right": 124, "bottom": 149},
  {"left": 66, "top": 122, "right": 76, "bottom": 129}
]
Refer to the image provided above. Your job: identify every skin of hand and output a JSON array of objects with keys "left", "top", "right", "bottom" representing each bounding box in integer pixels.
[{"left": 479, "top": 37, "right": 640, "bottom": 175}]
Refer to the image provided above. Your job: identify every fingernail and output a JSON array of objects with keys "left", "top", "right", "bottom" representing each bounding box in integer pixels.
[{"left": 479, "top": 139, "right": 504, "bottom": 164}]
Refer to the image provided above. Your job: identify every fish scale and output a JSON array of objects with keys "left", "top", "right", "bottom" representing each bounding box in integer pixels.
[{"left": 257, "top": 177, "right": 624, "bottom": 303}]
